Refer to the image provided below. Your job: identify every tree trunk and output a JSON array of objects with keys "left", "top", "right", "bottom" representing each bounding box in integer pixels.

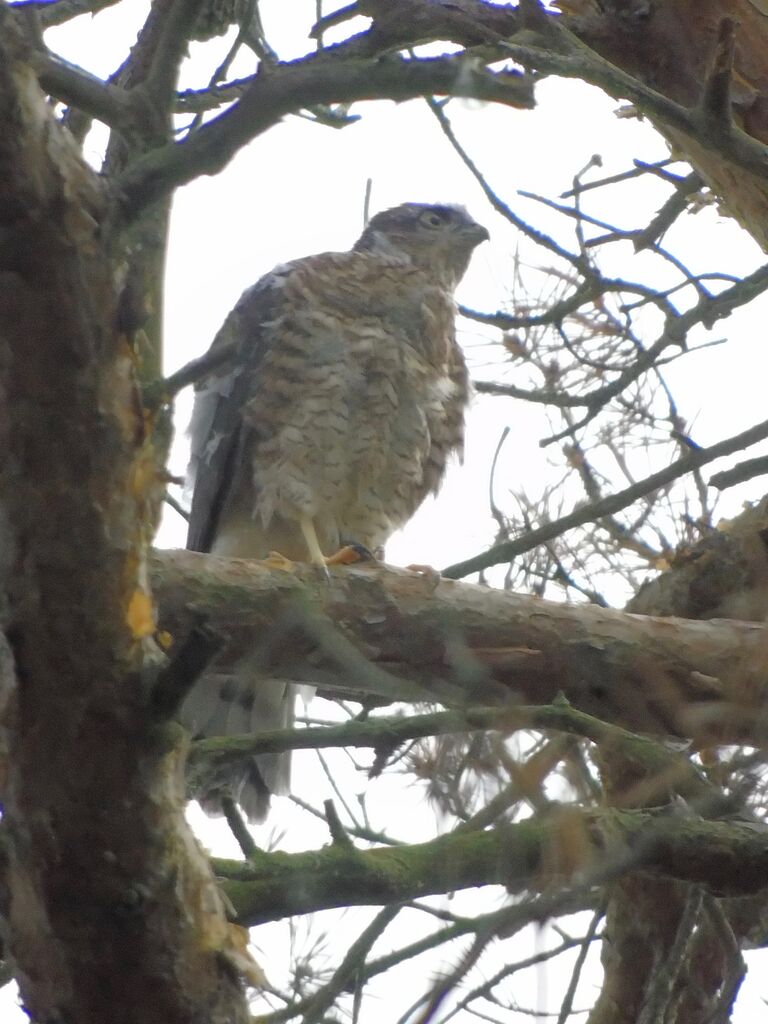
[{"left": 0, "top": 15, "right": 250, "bottom": 1023}]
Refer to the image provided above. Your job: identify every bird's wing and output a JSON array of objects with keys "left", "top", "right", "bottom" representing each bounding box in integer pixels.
[
  {"left": 185, "top": 272, "right": 285, "bottom": 553},
  {"left": 185, "top": 248, "right": 416, "bottom": 554}
]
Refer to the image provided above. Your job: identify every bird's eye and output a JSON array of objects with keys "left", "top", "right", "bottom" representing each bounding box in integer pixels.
[{"left": 420, "top": 210, "right": 446, "bottom": 229}]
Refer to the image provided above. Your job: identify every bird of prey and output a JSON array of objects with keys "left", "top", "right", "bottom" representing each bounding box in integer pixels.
[{"left": 181, "top": 202, "right": 489, "bottom": 820}]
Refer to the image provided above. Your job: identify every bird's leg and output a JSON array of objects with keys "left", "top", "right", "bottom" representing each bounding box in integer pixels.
[
  {"left": 300, "top": 515, "right": 374, "bottom": 570},
  {"left": 300, "top": 514, "right": 331, "bottom": 573}
]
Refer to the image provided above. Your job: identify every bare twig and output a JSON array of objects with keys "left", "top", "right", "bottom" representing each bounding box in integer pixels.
[
  {"left": 442, "top": 412, "right": 768, "bottom": 578},
  {"left": 427, "top": 96, "right": 590, "bottom": 275},
  {"left": 556, "top": 906, "right": 604, "bottom": 1024},
  {"left": 633, "top": 170, "right": 703, "bottom": 251},
  {"left": 20, "top": 0, "right": 121, "bottom": 28},
  {"left": 283, "top": 905, "right": 402, "bottom": 1024},
  {"left": 560, "top": 158, "right": 678, "bottom": 198}
]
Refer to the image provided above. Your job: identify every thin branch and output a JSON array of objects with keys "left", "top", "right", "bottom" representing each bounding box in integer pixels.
[
  {"left": 152, "top": 620, "right": 223, "bottom": 719},
  {"left": 443, "top": 931, "right": 602, "bottom": 1023},
  {"left": 163, "top": 490, "right": 190, "bottom": 522},
  {"left": 310, "top": 2, "right": 361, "bottom": 39},
  {"left": 709, "top": 455, "right": 768, "bottom": 491},
  {"left": 283, "top": 905, "right": 402, "bottom": 1024},
  {"left": 190, "top": 703, "right": 715, "bottom": 811},
  {"left": 556, "top": 906, "right": 604, "bottom": 1024},
  {"left": 184, "top": 1, "right": 261, "bottom": 136},
  {"left": 703, "top": 894, "right": 747, "bottom": 1023},
  {"left": 141, "top": 0, "right": 210, "bottom": 108},
  {"left": 144, "top": 336, "right": 241, "bottom": 407},
  {"left": 633, "top": 171, "right": 703, "bottom": 251},
  {"left": 427, "top": 96, "right": 590, "bottom": 275},
  {"left": 411, "top": 929, "right": 493, "bottom": 1024},
  {"left": 221, "top": 795, "right": 259, "bottom": 859},
  {"left": 175, "top": 75, "right": 255, "bottom": 114},
  {"left": 289, "top": 793, "right": 406, "bottom": 846},
  {"left": 442, "top": 412, "right": 768, "bottom": 579},
  {"left": 560, "top": 158, "right": 678, "bottom": 198}
]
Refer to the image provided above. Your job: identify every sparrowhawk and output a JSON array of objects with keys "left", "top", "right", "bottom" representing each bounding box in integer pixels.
[{"left": 181, "top": 202, "right": 488, "bottom": 820}]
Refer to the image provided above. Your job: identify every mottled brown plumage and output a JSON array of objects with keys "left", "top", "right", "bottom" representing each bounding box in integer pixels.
[{"left": 181, "top": 203, "right": 488, "bottom": 820}]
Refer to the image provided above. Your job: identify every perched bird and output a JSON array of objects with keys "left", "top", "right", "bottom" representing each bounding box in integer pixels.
[{"left": 181, "top": 202, "right": 488, "bottom": 820}]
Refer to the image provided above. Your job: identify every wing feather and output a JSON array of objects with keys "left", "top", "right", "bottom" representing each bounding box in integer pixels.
[{"left": 185, "top": 273, "right": 283, "bottom": 553}]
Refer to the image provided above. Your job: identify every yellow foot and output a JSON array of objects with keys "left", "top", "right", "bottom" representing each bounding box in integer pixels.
[{"left": 325, "top": 542, "right": 375, "bottom": 567}]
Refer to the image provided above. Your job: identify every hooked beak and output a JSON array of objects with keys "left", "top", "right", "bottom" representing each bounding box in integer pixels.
[{"left": 462, "top": 222, "right": 490, "bottom": 247}]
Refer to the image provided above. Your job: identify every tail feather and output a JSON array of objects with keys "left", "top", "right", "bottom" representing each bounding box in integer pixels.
[{"left": 180, "top": 671, "right": 295, "bottom": 822}]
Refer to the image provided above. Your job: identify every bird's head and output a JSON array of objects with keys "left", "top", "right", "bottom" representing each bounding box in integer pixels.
[{"left": 354, "top": 203, "right": 489, "bottom": 286}]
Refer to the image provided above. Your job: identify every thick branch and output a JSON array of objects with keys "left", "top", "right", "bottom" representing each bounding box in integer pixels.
[
  {"left": 216, "top": 809, "right": 768, "bottom": 926},
  {"left": 30, "top": 51, "right": 134, "bottom": 128}
]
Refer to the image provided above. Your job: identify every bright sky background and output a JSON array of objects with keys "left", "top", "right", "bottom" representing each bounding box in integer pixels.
[{"left": 5, "top": 2, "right": 768, "bottom": 1021}]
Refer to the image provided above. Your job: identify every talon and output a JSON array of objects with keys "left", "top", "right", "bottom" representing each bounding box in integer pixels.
[{"left": 325, "top": 542, "right": 375, "bottom": 566}]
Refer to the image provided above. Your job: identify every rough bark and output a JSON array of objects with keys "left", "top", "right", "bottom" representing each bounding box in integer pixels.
[
  {"left": 152, "top": 549, "right": 767, "bottom": 744},
  {"left": 0, "top": 13, "right": 250, "bottom": 1023},
  {"left": 212, "top": 807, "right": 768, "bottom": 926},
  {"left": 590, "top": 500, "right": 768, "bottom": 1024}
]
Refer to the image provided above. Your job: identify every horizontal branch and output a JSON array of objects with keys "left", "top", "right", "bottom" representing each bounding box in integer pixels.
[
  {"left": 215, "top": 807, "right": 768, "bottom": 925},
  {"left": 153, "top": 549, "right": 767, "bottom": 744},
  {"left": 189, "top": 702, "right": 716, "bottom": 812}
]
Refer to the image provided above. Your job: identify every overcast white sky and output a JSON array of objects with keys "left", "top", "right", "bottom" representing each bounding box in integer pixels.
[{"left": 4, "top": 2, "right": 768, "bottom": 1021}]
